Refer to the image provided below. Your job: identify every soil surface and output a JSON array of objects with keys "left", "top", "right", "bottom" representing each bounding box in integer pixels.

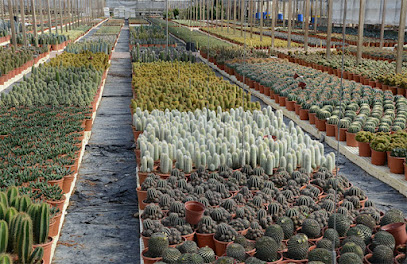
[{"left": 53, "top": 23, "right": 140, "bottom": 263}]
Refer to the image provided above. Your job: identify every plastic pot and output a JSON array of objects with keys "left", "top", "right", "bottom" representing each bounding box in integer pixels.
[
  {"left": 371, "top": 149, "right": 386, "bottom": 166},
  {"left": 388, "top": 156, "right": 405, "bottom": 174},
  {"left": 33, "top": 237, "right": 53, "bottom": 264},
  {"left": 325, "top": 124, "right": 336, "bottom": 137},
  {"left": 346, "top": 132, "right": 358, "bottom": 147},
  {"left": 358, "top": 141, "right": 371, "bottom": 157},
  {"left": 185, "top": 201, "right": 205, "bottom": 225},
  {"left": 278, "top": 96, "right": 286, "bottom": 106},
  {"left": 137, "top": 186, "right": 147, "bottom": 210},
  {"left": 299, "top": 109, "right": 309, "bottom": 120},
  {"left": 286, "top": 100, "right": 296, "bottom": 111},
  {"left": 142, "top": 248, "right": 163, "bottom": 264},
  {"left": 294, "top": 103, "right": 301, "bottom": 115},
  {"left": 182, "top": 231, "right": 196, "bottom": 241},
  {"left": 309, "top": 113, "right": 316, "bottom": 124},
  {"left": 381, "top": 222, "right": 407, "bottom": 246},
  {"left": 214, "top": 238, "right": 232, "bottom": 256},
  {"left": 196, "top": 232, "right": 215, "bottom": 250}
]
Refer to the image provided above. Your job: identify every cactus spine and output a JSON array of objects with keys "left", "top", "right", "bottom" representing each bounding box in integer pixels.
[
  {"left": 28, "top": 203, "right": 49, "bottom": 245},
  {"left": 0, "top": 221, "right": 8, "bottom": 253}
]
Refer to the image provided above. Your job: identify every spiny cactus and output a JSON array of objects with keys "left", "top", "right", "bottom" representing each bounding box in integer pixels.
[
  {"left": 0, "top": 254, "right": 12, "bottom": 264},
  {"left": 177, "top": 240, "right": 198, "bottom": 254},
  {"left": 198, "top": 246, "right": 216, "bottom": 263},
  {"left": 10, "top": 213, "right": 34, "bottom": 264},
  {"left": 276, "top": 216, "right": 294, "bottom": 239},
  {"left": 328, "top": 213, "right": 350, "bottom": 237},
  {"left": 339, "top": 252, "right": 363, "bottom": 264},
  {"left": 301, "top": 219, "right": 321, "bottom": 238},
  {"left": 371, "top": 245, "right": 394, "bottom": 264},
  {"left": 214, "top": 223, "right": 237, "bottom": 242},
  {"left": 287, "top": 233, "right": 309, "bottom": 260},
  {"left": 372, "top": 231, "right": 395, "bottom": 250},
  {"left": 255, "top": 236, "right": 279, "bottom": 262},
  {"left": 316, "top": 238, "right": 333, "bottom": 250},
  {"left": 162, "top": 247, "right": 181, "bottom": 264},
  {"left": 27, "top": 203, "right": 49, "bottom": 245},
  {"left": 264, "top": 224, "right": 284, "bottom": 244},
  {"left": 226, "top": 243, "right": 246, "bottom": 262},
  {"left": 340, "top": 242, "right": 364, "bottom": 259},
  {"left": 0, "top": 221, "right": 7, "bottom": 254},
  {"left": 308, "top": 248, "right": 333, "bottom": 264},
  {"left": 147, "top": 232, "right": 169, "bottom": 258}
]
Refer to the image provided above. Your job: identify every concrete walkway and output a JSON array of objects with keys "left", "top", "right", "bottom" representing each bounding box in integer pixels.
[{"left": 53, "top": 23, "right": 140, "bottom": 264}]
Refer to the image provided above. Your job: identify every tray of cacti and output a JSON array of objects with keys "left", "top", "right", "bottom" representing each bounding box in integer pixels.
[{"left": 135, "top": 106, "right": 406, "bottom": 263}]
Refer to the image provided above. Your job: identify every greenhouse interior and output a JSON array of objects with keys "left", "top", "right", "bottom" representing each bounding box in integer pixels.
[{"left": 1, "top": 0, "right": 407, "bottom": 263}]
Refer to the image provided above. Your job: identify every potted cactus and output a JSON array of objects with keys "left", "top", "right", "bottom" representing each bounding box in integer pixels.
[
  {"left": 326, "top": 115, "right": 339, "bottom": 137},
  {"left": 388, "top": 147, "right": 406, "bottom": 174},
  {"left": 370, "top": 135, "right": 390, "bottom": 166},
  {"left": 346, "top": 124, "right": 361, "bottom": 147},
  {"left": 356, "top": 131, "right": 374, "bottom": 157}
]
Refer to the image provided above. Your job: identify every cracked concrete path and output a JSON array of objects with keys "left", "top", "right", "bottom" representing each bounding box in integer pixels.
[{"left": 53, "top": 23, "right": 140, "bottom": 264}]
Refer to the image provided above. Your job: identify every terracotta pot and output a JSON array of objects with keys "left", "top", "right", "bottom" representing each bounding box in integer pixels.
[
  {"left": 259, "top": 85, "right": 265, "bottom": 94},
  {"left": 299, "top": 109, "right": 309, "bottom": 120},
  {"left": 347, "top": 72, "right": 353, "bottom": 80},
  {"left": 85, "top": 119, "right": 92, "bottom": 131},
  {"left": 264, "top": 87, "right": 271, "bottom": 96},
  {"left": 381, "top": 222, "right": 407, "bottom": 246},
  {"left": 382, "top": 84, "right": 389, "bottom": 91},
  {"left": 309, "top": 113, "right": 316, "bottom": 124},
  {"left": 358, "top": 141, "right": 371, "bottom": 157},
  {"left": 326, "top": 124, "right": 336, "bottom": 137},
  {"left": 273, "top": 94, "right": 279, "bottom": 101},
  {"left": 335, "top": 128, "right": 347, "bottom": 141},
  {"left": 47, "top": 195, "right": 66, "bottom": 211},
  {"left": 353, "top": 74, "right": 361, "bottom": 82},
  {"left": 138, "top": 172, "right": 149, "bottom": 185},
  {"left": 286, "top": 100, "right": 296, "bottom": 111},
  {"left": 48, "top": 177, "right": 64, "bottom": 190},
  {"left": 48, "top": 218, "right": 58, "bottom": 237},
  {"left": 278, "top": 96, "right": 287, "bottom": 106},
  {"left": 294, "top": 103, "right": 301, "bottom": 115},
  {"left": 196, "top": 232, "right": 215, "bottom": 250},
  {"left": 185, "top": 201, "right": 205, "bottom": 225},
  {"left": 33, "top": 237, "right": 53, "bottom": 264},
  {"left": 182, "top": 231, "right": 196, "bottom": 241},
  {"left": 390, "top": 86, "right": 397, "bottom": 95},
  {"left": 388, "top": 156, "right": 405, "bottom": 174},
  {"left": 376, "top": 81, "right": 382, "bottom": 89},
  {"left": 371, "top": 149, "right": 386, "bottom": 166},
  {"left": 346, "top": 132, "right": 358, "bottom": 147},
  {"left": 397, "top": 87, "right": 405, "bottom": 95},
  {"left": 214, "top": 238, "right": 232, "bottom": 256},
  {"left": 137, "top": 186, "right": 147, "bottom": 210},
  {"left": 62, "top": 175, "right": 75, "bottom": 193},
  {"left": 316, "top": 118, "right": 326, "bottom": 131},
  {"left": 142, "top": 248, "right": 163, "bottom": 264}
]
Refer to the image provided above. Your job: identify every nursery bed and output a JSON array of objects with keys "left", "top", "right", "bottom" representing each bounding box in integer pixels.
[
  {"left": 0, "top": 18, "right": 108, "bottom": 93},
  {"left": 199, "top": 53, "right": 407, "bottom": 201}
]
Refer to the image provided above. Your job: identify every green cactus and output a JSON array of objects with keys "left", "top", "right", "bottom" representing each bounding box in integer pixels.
[
  {"left": 27, "top": 203, "right": 49, "bottom": 245},
  {"left": 255, "top": 236, "right": 279, "bottom": 262},
  {"left": 264, "top": 224, "right": 284, "bottom": 244},
  {"left": 0, "top": 192, "right": 8, "bottom": 208},
  {"left": 162, "top": 247, "right": 181, "bottom": 264},
  {"left": 338, "top": 253, "right": 363, "bottom": 264},
  {"left": 316, "top": 238, "right": 333, "bottom": 250},
  {"left": 197, "top": 246, "right": 216, "bottom": 263},
  {"left": 4, "top": 208, "right": 17, "bottom": 226},
  {"left": 287, "top": 233, "right": 309, "bottom": 260},
  {"left": 12, "top": 196, "right": 31, "bottom": 212},
  {"left": 340, "top": 242, "right": 364, "bottom": 259},
  {"left": 371, "top": 245, "right": 394, "bottom": 263},
  {"left": 276, "top": 217, "right": 294, "bottom": 239},
  {"left": 0, "top": 254, "right": 12, "bottom": 264},
  {"left": 372, "top": 231, "right": 395, "bottom": 250},
  {"left": 147, "top": 232, "right": 169, "bottom": 258},
  {"left": 0, "top": 204, "right": 6, "bottom": 222},
  {"left": 11, "top": 213, "right": 33, "bottom": 264},
  {"left": 177, "top": 240, "right": 198, "bottom": 254},
  {"left": 308, "top": 248, "right": 333, "bottom": 264},
  {"left": 328, "top": 213, "right": 350, "bottom": 237},
  {"left": 301, "top": 219, "right": 321, "bottom": 238},
  {"left": 226, "top": 243, "right": 246, "bottom": 262},
  {"left": 6, "top": 187, "right": 18, "bottom": 206},
  {"left": 0, "top": 221, "right": 7, "bottom": 255},
  {"left": 28, "top": 247, "right": 44, "bottom": 264}
]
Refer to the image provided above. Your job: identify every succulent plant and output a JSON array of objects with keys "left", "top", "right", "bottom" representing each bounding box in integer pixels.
[
  {"left": 255, "top": 236, "right": 279, "bottom": 262},
  {"left": 287, "top": 233, "right": 309, "bottom": 260},
  {"left": 198, "top": 246, "right": 216, "bottom": 263},
  {"left": 308, "top": 248, "right": 333, "bottom": 264},
  {"left": 146, "top": 232, "right": 169, "bottom": 258},
  {"left": 214, "top": 223, "right": 237, "bottom": 242},
  {"left": 226, "top": 243, "right": 246, "bottom": 262}
]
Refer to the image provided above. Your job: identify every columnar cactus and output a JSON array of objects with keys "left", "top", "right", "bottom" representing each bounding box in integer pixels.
[
  {"left": 27, "top": 203, "right": 49, "bottom": 244},
  {"left": 0, "top": 221, "right": 7, "bottom": 254}
]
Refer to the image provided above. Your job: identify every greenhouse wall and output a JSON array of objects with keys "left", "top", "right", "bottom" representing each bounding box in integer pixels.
[{"left": 333, "top": 0, "right": 407, "bottom": 25}]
